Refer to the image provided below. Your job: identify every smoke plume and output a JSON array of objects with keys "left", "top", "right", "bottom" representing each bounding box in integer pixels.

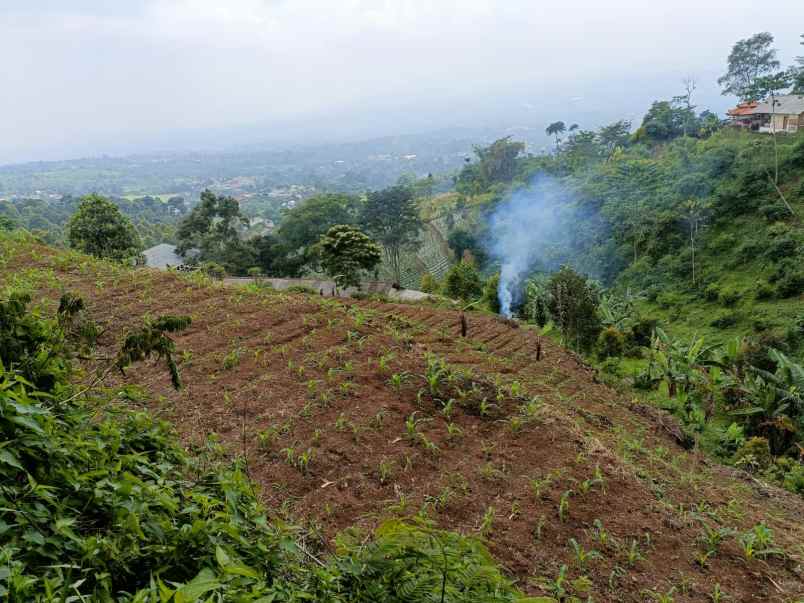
[{"left": 484, "top": 174, "right": 578, "bottom": 317}]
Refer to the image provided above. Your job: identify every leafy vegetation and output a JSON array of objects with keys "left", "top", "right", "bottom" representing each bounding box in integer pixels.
[
  {"left": 67, "top": 194, "right": 142, "bottom": 261},
  {"left": 317, "top": 224, "right": 382, "bottom": 289}
]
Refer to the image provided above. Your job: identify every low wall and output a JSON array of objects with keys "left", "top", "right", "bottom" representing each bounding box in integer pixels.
[{"left": 223, "top": 277, "right": 434, "bottom": 302}]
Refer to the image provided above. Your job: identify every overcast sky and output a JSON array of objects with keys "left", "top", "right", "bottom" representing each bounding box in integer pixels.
[{"left": 2, "top": 0, "right": 802, "bottom": 164}]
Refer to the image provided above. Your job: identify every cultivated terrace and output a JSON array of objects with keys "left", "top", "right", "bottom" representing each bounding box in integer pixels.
[{"left": 2, "top": 233, "right": 802, "bottom": 602}]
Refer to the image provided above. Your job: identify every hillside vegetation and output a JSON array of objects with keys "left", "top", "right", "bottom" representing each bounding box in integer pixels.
[{"left": 2, "top": 232, "right": 803, "bottom": 602}]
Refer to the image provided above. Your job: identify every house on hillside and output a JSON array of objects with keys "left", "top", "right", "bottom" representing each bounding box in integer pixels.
[
  {"left": 726, "top": 101, "right": 758, "bottom": 128},
  {"left": 142, "top": 243, "right": 196, "bottom": 269},
  {"left": 727, "top": 95, "right": 804, "bottom": 133}
]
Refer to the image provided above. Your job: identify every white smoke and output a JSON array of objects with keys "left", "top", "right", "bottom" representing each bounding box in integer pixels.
[{"left": 485, "top": 174, "right": 575, "bottom": 317}]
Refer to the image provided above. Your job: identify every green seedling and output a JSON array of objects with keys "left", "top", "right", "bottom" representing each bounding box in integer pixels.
[
  {"left": 569, "top": 538, "right": 601, "bottom": 568},
  {"left": 558, "top": 490, "right": 572, "bottom": 522}
]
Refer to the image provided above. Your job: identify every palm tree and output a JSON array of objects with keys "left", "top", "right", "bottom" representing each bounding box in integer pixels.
[{"left": 545, "top": 121, "right": 566, "bottom": 153}]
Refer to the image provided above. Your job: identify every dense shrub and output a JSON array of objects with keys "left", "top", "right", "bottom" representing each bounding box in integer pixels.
[
  {"left": 200, "top": 260, "right": 226, "bottom": 279},
  {"left": 419, "top": 272, "right": 440, "bottom": 294},
  {"left": 783, "top": 462, "right": 804, "bottom": 494},
  {"left": 629, "top": 318, "right": 658, "bottom": 348},
  {"left": 717, "top": 286, "right": 740, "bottom": 307},
  {"left": 597, "top": 326, "right": 625, "bottom": 358},
  {"left": 547, "top": 266, "right": 602, "bottom": 352},
  {"left": 443, "top": 260, "right": 483, "bottom": 301},
  {"left": 704, "top": 283, "right": 720, "bottom": 302},
  {"left": 710, "top": 312, "right": 739, "bottom": 329},
  {"left": 765, "top": 236, "right": 799, "bottom": 261},
  {"left": 755, "top": 281, "right": 775, "bottom": 300},
  {"left": 482, "top": 272, "right": 502, "bottom": 313},
  {"left": 733, "top": 437, "right": 773, "bottom": 471},
  {"left": 776, "top": 269, "right": 804, "bottom": 298},
  {"left": 760, "top": 203, "right": 791, "bottom": 222},
  {"left": 656, "top": 290, "right": 683, "bottom": 309}
]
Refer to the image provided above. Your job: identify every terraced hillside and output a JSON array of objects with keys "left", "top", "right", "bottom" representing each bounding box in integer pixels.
[{"left": 2, "top": 235, "right": 803, "bottom": 602}]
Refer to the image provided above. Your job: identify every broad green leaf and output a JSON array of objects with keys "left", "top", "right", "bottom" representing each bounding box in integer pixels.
[
  {"left": 175, "top": 568, "right": 220, "bottom": 603},
  {"left": 0, "top": 449, "right": 23, "bottom": 471}
]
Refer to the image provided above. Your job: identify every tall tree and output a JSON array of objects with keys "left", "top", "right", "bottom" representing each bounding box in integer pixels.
[
  {"left": 175, "top": 189, "right": 251, "bottom": 272},
  {"left": 547, "top": 266, "right": 601, "bottom": 352},
  {"left": 278, "top": 193, "right": 360, "bottom": 262},
  {"left": 361, "top": 185, "right": 421, "bottom": 286},
  {"left": 681, "top": 199, "right": 710, "bottom": 287},
  {"left": 718, "top": 32, "right": 780, "bottom": 101},
  {"left": 455, "top": 138, "right": 524, "bottom": 194},
  {"left": 545, "top": 121, "right": 566, "bottom": 152},
  {"left": 791, "top": 34, "right": 804, "bottom": 93},
  {"left": 316, "top": 224, "right": 381, "bottom": 290},
  {"left": 473, "top": 137, "right": 525, "bottom": 184},
  {"left": 597, "top": 120, "right": 632, "bottom": 157},
  {"left": 67, "top": 194, "right": 142, "bottom": 261}
]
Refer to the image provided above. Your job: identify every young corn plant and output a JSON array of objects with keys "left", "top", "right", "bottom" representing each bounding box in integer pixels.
[
  {"left": 377, "top": 458, "right": 395, "bottom": 485},
  {"left": 445, "top": 422, "right": 463, "bottom": 442},
  {"left": 737, "top": 524, "right": 781, "bottom": 560},
  {"left": 558, "top": 490, "right": 572, "bottom": 522},
  {"left": 644, "top": 587, "right": 677, "bottom": 603},
  {"left": 478, "top": 506, "right": 496, "bottom": 537},
  {"left": 709, "top": 583, "right": 726, "bottom": 603},
  {"left": 569, "top": 538, "right": 601, "bottom": 569},
  {"left": 592, "top": 518, "right": 610, "bottom": 548},
  {"left": 625, "top": 539, "right": 644, "bottom": 567},
  {"left": 529, "top": 474, "right": 554, "bottom": 499},
  {"left": 404, "top": 411, "right": 429, "bottom": 442},
  {"left": 537, "top": 564, "right": 569, "bottom": 600},
  {"left": 388, "top": 371, "right": 410, "bottom": 394}
]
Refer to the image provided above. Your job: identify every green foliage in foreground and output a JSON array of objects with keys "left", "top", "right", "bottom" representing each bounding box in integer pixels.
[{"left": 0, "top": 294, "right": 530, "bottom": 602}]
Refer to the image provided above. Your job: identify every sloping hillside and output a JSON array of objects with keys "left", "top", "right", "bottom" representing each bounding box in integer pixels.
[{"left": 3, "top": 235, "right": 803, "bottom": 602}]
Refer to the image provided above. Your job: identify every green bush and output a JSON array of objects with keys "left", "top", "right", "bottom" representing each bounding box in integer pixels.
[
  {"left": 733, "top": 437, "right": 772, "bottom": 472},
  {"left": 656, "top": 290, "right": 683, "bottom": 309},
  {"left": 776, "top": 270, "right": 804, "bottom": 298},
  {"left": 717, "top": 286, "right": 740, "bottom": 307},
  {"left": 703, "top": 283, "right": 720, "bottom": 302},
  {"left": 782, "top": 461, "right": 804, "bottom": 494},
  {"left": 755, "top": 281, "right": 775, "bottom": 300},
  {"left": 629, "top": 318, "right": 658, "bottom": 348},
  {"left": 419, "top": 272, "right": 440, "bottom": 294},
  {"left": 482, "top": 272, "right": 501, "bottom": 313},
  {"left": 597, "top": 326, "right": 625, "bottom": 358},
  {"left": 760, "top": 203, "right": 790, "bottom": 222},
  {"left": 710, "top": 312, "right": 739, "bottom": 329},
  {"left": 765, "top": 236, "right": 799, "bottom": 261},
  {"left": 200, "top": 260, "right": 226, "bottom": 279},
  {"left": 443, "top": 260, "right": 483, "bottom": 301}
]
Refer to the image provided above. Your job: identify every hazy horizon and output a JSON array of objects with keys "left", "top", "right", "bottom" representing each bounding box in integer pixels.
[{"left": 3, "top": 1, "right": 802, "bottom": 165}]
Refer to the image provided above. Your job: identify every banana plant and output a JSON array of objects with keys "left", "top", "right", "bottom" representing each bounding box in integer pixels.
[{"left": 735, "top": 349, "right": 804, "bottom": 455}]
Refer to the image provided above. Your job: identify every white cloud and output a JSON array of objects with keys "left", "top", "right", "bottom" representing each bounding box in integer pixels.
[{"left": 2, "top": 0, "right": 802, "bottom": 162}]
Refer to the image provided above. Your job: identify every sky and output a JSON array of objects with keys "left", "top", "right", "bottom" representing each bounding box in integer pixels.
[{"left": 1, "top": 0, "right": 802, "bottom": 164}]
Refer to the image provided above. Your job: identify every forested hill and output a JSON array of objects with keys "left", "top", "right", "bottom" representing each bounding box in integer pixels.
[{"left": 427, "top": 125, "right": 804, "bottom": 358}]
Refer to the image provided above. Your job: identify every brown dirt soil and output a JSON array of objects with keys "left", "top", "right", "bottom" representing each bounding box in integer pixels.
[{"left": 3, "top": 240, "right": 804, "bottom": 602}]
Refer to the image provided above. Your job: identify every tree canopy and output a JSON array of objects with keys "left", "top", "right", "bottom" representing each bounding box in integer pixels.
[
  {"left": 175, "top": 189, "right": 252, "bottom": 272},
  {"left": 278, "top": 193, "right": 361, "bottom": 261},
  {"left": 67, "top": 194, "right": 142, "bottom": 261},
  {"left": 361, "top": 185, "right": 421, "bottom": 285},
  {"left": 718, "top": 32, "right": 781, "bottom": 101},
  {"left": 316, "top": 224, "right": 381, "bottom": 289}
]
